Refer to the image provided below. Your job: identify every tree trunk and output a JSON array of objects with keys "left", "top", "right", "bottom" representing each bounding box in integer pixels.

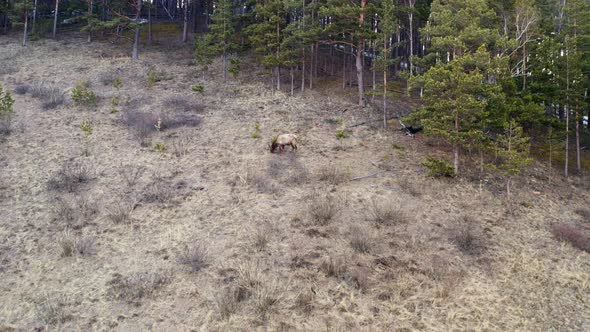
[
  {"left": 522, "top": 41, "right": 526, "bottom": 90},
  {"left": 576, "top": 117, "right": 582, "bottom": 175},
  {"left": 22, "top": 8, "right": 28, "bottom": 46},
  {"left": 275, "top": 66, "right": 280, "bottom": 91},
  {"left": 222, "top": 52, "right": 227, "bottom": 82},
  {"left": 132, "top": 0, "right": 142, "bottom": 60},
  {"left": 182, "top": 0, "right": 188, "bottom": 42},
  {"left": 301, "top": 48, "right": 305, "bottom": 93},
  {"left": 309, "top": 44, "right": 313, "bottom": 89},
  {"left": 342, "top": 46, "right": 346, "bottom": 89},
  {"left": 290, "top": 67, "right": 294, "bottom": 96},
  {"left": 454, "top": 113, "right": 460, "bottom": 174},
  {"left": 383, "top": 36, "right": 387, "bottom": 129},
  {"left": 356, "top": 41, "right": 364, "bottom": 106},
  {"left": 408, "top": 9, "right": 414, "bottom": 95},
  {"left": 148, "top": 4, "right": 153, "bottom": 46},
  {"left": 52, "top": 0, "right": 59, "bottom": 39},
  {"left": 565, "top": 105, "right": 569, "bottom": 177},
  {"left": 87, "top": 0, "right": 93, "bottom": 42},
  {"left": 32, "top": 0, "right": 38, "bottom": 35}
]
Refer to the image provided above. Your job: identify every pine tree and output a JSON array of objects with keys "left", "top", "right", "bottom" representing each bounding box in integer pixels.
[
  {"left": 209, "top": 0, "right": 238, "bottom": 81},
  {"left": 494, "top": 119, "right": 532, "bottom": 195}
]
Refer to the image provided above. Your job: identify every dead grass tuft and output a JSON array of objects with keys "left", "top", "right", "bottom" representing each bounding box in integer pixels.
[
  {"left": 30, "top": 82, "right": 65, "bottom": 110},
  {"left": 142, "top": 176, "right": 175, "bottom": 204},
  {"left": 106, "top": 202, "right": 133, "bottom": 224},
  {"left": 319, "top": 255, "right": 347, "bottom": 278},
  {"left": 449, "top": 217, "right": 485, "bottom": 255},
  {"left": 14, "top": 83, "right": 30, "bottom": 95},
  {"left": 214, "top": 285, "right": 244, "bottom": 319},
  {"left": 293, "top": 289, "right": 315, "bottom": 314},
  {"left": 574, "top": 208, "right": 590, "bottom": 222},
  {"left": 348, "top": 225, "right": 374, "bottom": 254},
  {"left": 35, "top": 294, "right": 69, "bottom": 326},
  {"left": 177, "top": 242, "right": 209, "bottom": 272},
  {"left": 551, "top": 222, "right": 590, "bottom": 253},
  {"left": 398, "top": 177, "right": 422, "bottom": 197},
  {"left": 252, "top": 224, "right": 271, "bottom": 251},
  {"left": 47, "top": 161, "right": 92, "bottom": 193},
  {"left": 317, "top": 164, "right": 348, "bottom": 185},
  {"left": 367, "top": 198, "right": 406, "bottom": 225},
  {"left": 308, "top": 192, "right": 341, "bottom": 225},
  {"left": 107, "top": 271, "right": 170, "bottom": 303},
  {"left": 58, "top": 229, "right": 95, "bottom": 257},
  {"left": 118, "top": 164, "right": 145, "bottom": 188},
  {"left": 252, "top": 277, "right": 284, "bottom": 318},
  {"left": 343, "top": 267, "right": 370, "bottom": 292}
]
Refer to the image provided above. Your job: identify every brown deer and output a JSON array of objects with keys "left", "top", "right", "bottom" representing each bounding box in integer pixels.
[{"left": 270, "top": 134, "right": 298, "bottom": 153}]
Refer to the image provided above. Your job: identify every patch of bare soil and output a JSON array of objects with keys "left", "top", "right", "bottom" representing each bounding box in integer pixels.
[{"left": 0, "top": 34, "right": 589, "bottom": 331}]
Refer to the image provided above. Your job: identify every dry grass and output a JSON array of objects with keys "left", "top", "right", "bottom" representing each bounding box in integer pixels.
[
  {"left": 177, "top": 242, "right": 209, "bottom": 272},
  {"left": 319, "top": 255, "right": 347, "bottom": 278},
  {"left": 214, "top": 285, "right": 245, "bottom": 319},
  {"left": 317, "top": 164, "right": 348, "bottom": 185},
  {"left": 348, "top": 225, "right": 374, "bottom": 254},
  {"left": 118, "top": 164, "right": 145, "bottom": 188},
  {"left": 574, "top": 208, "right": 590, "bottom": 222},
  {"left": 30, "top": 82, "right": 66, "bottom": 110},
  {"left": 308, "top": 192, "right": 341, "bottom": 225},
  {"left": 106, "top": 201, "right": 133, "bottom": 224},
  {"left": 58, "top": 229, "right": 95, "bottom": 257},
  {"left": 35, "top": 294, "right": 69, "bottom": 326},
  {"left": 398, "top": 176, "right": 422, "bottom": 197},
  {"left": 47, "top": 161, "right": 92, "bottom": 193},
  {"left": 107, "top": 271, "right": 170, "bottom": 303},
  {"left": 367, "top": 198, "right": 406, "bottom": 225},
  {"left": 551, "top": 222, "right": 590, "bottom": 252},
  {"left": 449, "top": 216, "right": 485, "bottom": 255}
]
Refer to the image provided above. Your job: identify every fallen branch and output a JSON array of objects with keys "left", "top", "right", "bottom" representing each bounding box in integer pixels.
[{"left": 351, "top": 171, "right": 383, "bottom": 181}]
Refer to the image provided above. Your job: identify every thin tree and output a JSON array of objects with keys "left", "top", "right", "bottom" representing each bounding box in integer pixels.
[{"left": 52, "top": 0, "right": 58, "bottom": 39}]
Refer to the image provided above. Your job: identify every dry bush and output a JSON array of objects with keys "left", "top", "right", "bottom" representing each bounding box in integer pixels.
[
  {"left": 236, "top": 261, "right": 264, "bottom": 297},
  {"left": 367, "top": 198, "right": 406, "bottom": 225},
  {"left": 574, "top": 208, "right": 590, "bottom": 222},
  {"left": 551, "top": 222, "right": 590, "bottom": 252},
  {"left": 252, "top": 277, "right": 284, "bottom": 318},
  {"left": 52, "top": 195, "right": 98, "bottom": 227},
  {"left": 47, "top": 161, "right": 92, "bottom": 193},
  {"left": 252, "top": 225, "right": 271, "bottom": 251},
  {"left": 215, "top": 285, "right": 245, "bottom": 319},
  {"left": 267, "top": 154, "right": 309, "bottom": 185},
  {"left": 308, "top": 192, "right": 341, "bottom": 225},
  {"left": 348, "top": 225, "right": 374, "bottom": 254},
  {"left": 171, "top": 134, "right": 192, "bottom": 158},
  {"left": 343, "top": 267, "right": 370, "bottom": 292},
  {"left": 450, "top": 217, "right": 485, "bottom": 255},
  {"left": 107, "top": 271, "right": 170, "bottom": 303},
  {"left": 293, "top": 289, "right": 315, "bottom": 314},
  {"left": 14, "top": 83, "right": 30, "bottom": 95},
  {"left": 118, "top": 164, "right": 145, "bottom": 187},
  {"left": 35, "top": 294, "right": 69, "bottom": 326},
  {"left": 121, "top": 110, "right": 201, "bottom": 146},
  {"left": 177, "top": 242, "right": 209, "bottom": 272},
  {"left": 163, "top": 95, "right": 205, "bottom": 113},
  {"left": 30, "top": 82, "right": 65, "bottom": 110},
  {"left": 398, "top": 177, "right": 422, "bottom": 197},
  {"left": 319, "top": 255, "right": 347, "bottom": 278},
  {"left": 97, "top": 69, "right": 120, "bottom": 85},
  {"left": 58, "top": 230, "right": 95, "bottom": 257},
  {"left": 317, "top": 165, "right": 348, "bottom": 185},
  {"left": 142, "top": 176, "right": 175, "bottom": 204},
  {"left": 106, "top": 202, "right": 133, "bottom": 224},
  {"left": 245, "top": 169, "right": 279, "bottom": 194}
]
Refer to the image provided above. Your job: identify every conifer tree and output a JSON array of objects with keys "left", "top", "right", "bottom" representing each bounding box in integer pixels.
[{"left": 209, "top": 0, "right": 237, "bottom": 81}]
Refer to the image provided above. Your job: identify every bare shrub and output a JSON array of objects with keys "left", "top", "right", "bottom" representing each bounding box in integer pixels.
[
  {"left": 398, "top": 177, "right": 422, "bottom": 197},
  {"left": 367, "top": 198, "right": 406, "bottom": 225},
  {"left": 142, "top": 176, "right": 175, "bottom": 204},
  {"left": 450, "top": 217, "right": 485, "bottom": 255},
  {"left": 14, "top": 83, "right": 30, "bottom": 95},
  {"left": 317, "top": 165, "right": 348, "bottom": 185},
  {"left": 31, "top": 82, "right": 65, "bottom": 110},
  {"left": 58, "top": 230, "right": 76, "bottom": 257},
  {"left": 294, "top": 289, "right": 314, "bottom": 314},
  {"left": 215, "top": 286, "right": 243, "bottom": 319},
  {"left": 551, "top": 222, "right": 590, "bottom": 252},
  {"left": 348, "top": 225, "right": 374, "bottom": 254},
  {"left": 107, "top": 271, "right": 170, "bottom": 303},
  {"left": 308, "top": 192, "right": 340, "bottom": 225},
  {"left": 97, "top": 69, "right": 120, "bottom": 85},
  {"left": 121, "top": 110, "right": 158, "bottom": 146},
  {"left": 52, "top": 195, "right": 98, "bottom": 227},
  {"left": 319, "top": 255, "right": 347, "bottom": 278},
  {"left": 165, "top": 114, "right": 201, "bottom": 130},
  {"left": 58, "top": 230, "right": 95, "bottom": 257},
  {"left": 107, "top": 202, "right": 133, "bottom": 224},
  {"left": 574, "top": 208, "right": 590, "bottom": 222},
  {"left": 236, "top": 262, "right": 264, "bottom": 296},
  {"left": 118, "top": 164, "right": 145, "bottom": 187},
  {"left": 74, "top": 235, "right": 96, "bottom": 256},
  {"left": 35, "top": 294, "right": 69, "bottom": 326},
  {"left": 171, "top": 134, "right": 192, "bottom": 158},
  {"left": 47, "top": 161, "right": 92, "bottom": 193},
  {"left": 252, "top": 225, "right": 271, "bottom": 251},
  {"left": 178, "top": 242, "right": 209, "bottom": 272},
  {"left": 253, "top": 277, "right": 283, "bottom": 318},
  {"left": 343, "top": 267, "right": 370, "bottom": 292},
  {"left": 163, "top": 95, "right": 205, "bottom": 113}
]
